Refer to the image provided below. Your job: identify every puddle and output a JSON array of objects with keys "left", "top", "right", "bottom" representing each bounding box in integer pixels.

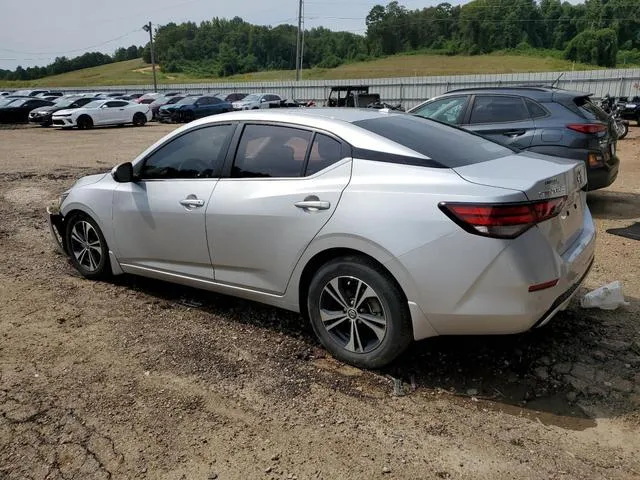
[{"left": 470, "top": 393, "right": 596, "bottom": 431}]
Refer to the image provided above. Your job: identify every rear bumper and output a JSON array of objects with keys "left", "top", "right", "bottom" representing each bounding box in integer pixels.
[
  {"left": 402, "top": 210, "right": 596, "bottom": 339},
  {"left": 587, "top": 157, "right": 619, "bottom": 190}
]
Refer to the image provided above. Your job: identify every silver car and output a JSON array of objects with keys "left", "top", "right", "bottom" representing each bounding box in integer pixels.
[{"left": 48, "top": 109, "right": 595, "bottom": 369}]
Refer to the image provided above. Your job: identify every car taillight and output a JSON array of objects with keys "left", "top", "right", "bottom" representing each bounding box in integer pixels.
[
  {"left": 566, "top": 123, "right": 607, "bottom": 134},
  {"left": 439, "top": 197, "right": 566, "bottom": 239}
]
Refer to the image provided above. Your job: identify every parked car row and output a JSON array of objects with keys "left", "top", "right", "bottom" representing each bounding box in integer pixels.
[{"left": 0, "top": 85, "right": 623, "bottom": 192}]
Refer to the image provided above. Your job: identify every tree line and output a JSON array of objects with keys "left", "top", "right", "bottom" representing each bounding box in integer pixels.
[
  {"left": 0, "top": 46, "right": 143, "bottom": 81},
  {"left": 2, "top": 0, "right": 639, "bottom": 82},
  {"left": 143, "top": 0, "right": 639, "bottom": 76}
]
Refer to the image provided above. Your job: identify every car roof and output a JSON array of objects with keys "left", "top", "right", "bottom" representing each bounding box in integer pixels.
[
  {"left": 136, "top": 108, "right": 425, "bottom": 163},
  {"left": 440, "top": 86, "right": 591, "bottom": 102}
]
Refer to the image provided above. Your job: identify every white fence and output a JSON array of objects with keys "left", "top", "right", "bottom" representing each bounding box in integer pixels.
[{"left": 59, "top": 68, "right": 640, "bottom": 109}]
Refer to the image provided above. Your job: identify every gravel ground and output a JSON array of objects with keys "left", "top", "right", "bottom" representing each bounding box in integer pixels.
[{"left": 0, "top": 123, "right": 639, "bottom": 480}]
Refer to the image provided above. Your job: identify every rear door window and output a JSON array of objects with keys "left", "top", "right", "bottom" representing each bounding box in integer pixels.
[
  {"left": 232, "top": 124, "right": 312, "bottom": 178},
  {"left": 353, "top": 115, "right": 512, "bottom": 168},
  {"left": 469, "top": 95, "right": 530, "bottom": 124},
  {"left": 306, "top": 134, "right": 343, "bottom": 176},
  {"left": 525, "top": 98, "right": 548, "bottom": 118}
]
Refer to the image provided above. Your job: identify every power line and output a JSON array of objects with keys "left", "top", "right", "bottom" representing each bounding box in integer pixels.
[{"left": 0, "top": 29, "right": 142, "bottom": 56}]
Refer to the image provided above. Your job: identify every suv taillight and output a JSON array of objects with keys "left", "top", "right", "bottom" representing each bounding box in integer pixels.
[
  {"left": 439, "top": 197, "right": 566, "bottom": 239},
  {"left": 567, "top": 123, "right": 607, "bottom": 134}
]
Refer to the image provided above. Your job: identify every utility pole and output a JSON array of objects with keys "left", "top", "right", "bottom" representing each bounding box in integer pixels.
[
  {"left": 142, "top": 22, "right": 158, "bottom": 92},
  {"left": 295, "top": 0, "right": 303, "bottom": 81}
]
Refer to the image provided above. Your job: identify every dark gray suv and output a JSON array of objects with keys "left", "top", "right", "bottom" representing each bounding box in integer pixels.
[{"left": 409, "top": 87, "right": 619, "bottom": 190}]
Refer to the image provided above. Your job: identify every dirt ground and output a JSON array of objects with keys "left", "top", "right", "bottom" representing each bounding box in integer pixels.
[{"left": 0, "top": 123, "right": 639, "bottom": 480}]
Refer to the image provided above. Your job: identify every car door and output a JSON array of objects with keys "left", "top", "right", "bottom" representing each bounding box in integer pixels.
[
  {"left": 95, "top": 101, "right": 119, "bottom": 124},
  {"left": 192, "top": 97, "right": 211, "bottom": 118},
  {"left": 112, "top": 123, "right": 235, "bottom": 280},
  {"left": 461, "top": 95, "right": 535, "bottom": 150},
  {"left": 411, "top": 96, "right": 470, "bottom": 125},
  {"left": 207, "top": 124, "right": 351, "bottom": 293}
]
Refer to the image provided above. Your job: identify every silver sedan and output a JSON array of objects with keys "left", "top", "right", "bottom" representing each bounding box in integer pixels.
[{"left": 48, "top": 108, "right": 595, "bottom": 369}]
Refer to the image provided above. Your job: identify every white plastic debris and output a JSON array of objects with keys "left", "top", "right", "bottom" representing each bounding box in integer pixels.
[{"left": 580, "top": 281, "right": 629, "bottom": 310}]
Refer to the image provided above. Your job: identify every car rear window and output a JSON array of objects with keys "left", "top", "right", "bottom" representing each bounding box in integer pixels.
[
  {"left": 575, "top": 96, "right": 609, "bottom": 122},
  {"left": 353, "top": 115, "right": 513, "bottom": 168}
]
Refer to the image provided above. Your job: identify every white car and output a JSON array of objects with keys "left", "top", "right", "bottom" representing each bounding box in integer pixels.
[
  {"left": 232, "top": 93, "right": 282, "bottom": 110},
  {"left": 52, "top": 99, "right": 152, "bottom": 129}
]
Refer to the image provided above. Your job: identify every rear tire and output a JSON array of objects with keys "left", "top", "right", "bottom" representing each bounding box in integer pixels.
[
  {"left": 133, "top": 112, "right": 147, "bottom": 126},
  {"left": 77, "top": 115, "right": 93, "bottom": 130},
  {"left": 65, "top": 213, "right": 110, "bottom": 280},
  {"left": 307, "top": 256, "right": 413, "bottom": 369}
]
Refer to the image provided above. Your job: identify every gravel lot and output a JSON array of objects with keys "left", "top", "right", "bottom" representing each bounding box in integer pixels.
[{"left": 1, "top": 123, "right": 639, "bottom": 479}]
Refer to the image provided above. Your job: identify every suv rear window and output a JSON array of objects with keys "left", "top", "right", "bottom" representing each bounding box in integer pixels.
[
  {"left": 575, "top": 97, "right": 609, "bottom": 122},
  {"left": 353, "top": 115, "right": 512, "bottom": 168}
]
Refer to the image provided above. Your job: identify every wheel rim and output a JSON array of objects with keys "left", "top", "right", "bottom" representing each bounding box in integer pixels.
[
  {"left": 70, "top": 221, "right": 102, "bottom": 272},
  {"left": 319, "top": 276, "right": 387, "bottom": 354}
]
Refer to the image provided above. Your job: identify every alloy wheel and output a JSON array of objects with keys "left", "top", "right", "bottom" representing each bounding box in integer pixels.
[
  {"left": 69, "top": 220, "right": 103, "bottom": 272},
  {"left": 319, "top": 276, "right": 387, "bottom": 354}
]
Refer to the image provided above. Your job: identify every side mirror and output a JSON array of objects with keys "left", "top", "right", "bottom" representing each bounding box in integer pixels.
[
  {"left": 112, "top": 162, "right": 134, "bottom": 183},
  {"left": 260, "top": 98, "right": 266, "bottom": 103}
]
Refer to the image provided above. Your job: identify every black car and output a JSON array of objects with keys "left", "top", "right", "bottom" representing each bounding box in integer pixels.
[
  {"left": 620, "top": 96, "right": 640, "bottom": 125},
  {"left": 410, "top": 86, "right": 619, "bottom": 191},
  {"left": 28, "top": 97, "right": 95, "bottom": 126},
  {"left": 0, "top": 98, "right": 55, "bottom": 123},
  {"left": 157, "top": 95, "right": 231, "bottom": 123}
]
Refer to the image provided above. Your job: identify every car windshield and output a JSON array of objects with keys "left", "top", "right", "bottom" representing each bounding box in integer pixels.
[
  {"left": 82, "top": 101, "right": 104, "bottom": 109},
  {"left": 167, "top": 96, "right": 185, "bottom": 104},
  {"left": 243, "top": 94, "right": 261, "bottom": 102},
  {"left": 353, "top": 114, "right": 513, "bottom": 168},
  {"left": 54, "top": 98, "right": 79, "bottom": 108},
  {"left": 3, "top": 98, "right": 28, "bottom": 107}
]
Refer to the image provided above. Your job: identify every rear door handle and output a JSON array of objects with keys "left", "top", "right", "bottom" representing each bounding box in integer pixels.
[
  {"left": 503, "top": 129, "right": 526, "bottom": 137},
  {"left": 179, "top": 197, "right": 205, "bottom": 208},
  {"left": 295, "top": 199, "right": 330, "bottom": 211}
]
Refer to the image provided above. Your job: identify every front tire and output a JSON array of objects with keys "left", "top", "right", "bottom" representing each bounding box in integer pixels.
[
  {"left": 65, "top": 213, "right": 110, "bottom": 279},
  {"left": 133, "top": 112, "right": 147, "bottom": 126},
  {"left": 307, "top": 256, "right": 412, "bottom": 369},
  {"left": 76, "top": 115, "right": 93, "bottom": 130}
]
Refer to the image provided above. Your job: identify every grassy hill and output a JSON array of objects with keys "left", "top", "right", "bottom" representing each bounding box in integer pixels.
[{"left": 0, "top": 53, "right": 600, "bottom": 88}]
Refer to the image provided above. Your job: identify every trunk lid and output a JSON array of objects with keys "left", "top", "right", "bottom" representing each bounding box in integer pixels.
[{"left": 452, "top": 152, "right": 588, "bottom": 254}]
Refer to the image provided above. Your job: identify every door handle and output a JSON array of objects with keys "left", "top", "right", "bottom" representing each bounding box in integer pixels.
[
  {"left": 503, "top": 129, "right": 526, "bottom": 137},
  {"left": 179, "top": 197, "right": 205, "bottom": 208},
  {"left": 295, "top": 198, "right": 330, "bottom": 211}
]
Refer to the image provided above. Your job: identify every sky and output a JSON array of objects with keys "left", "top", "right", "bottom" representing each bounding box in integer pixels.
[{"left": 0, "top": 0, "right": 460, "bottom": 70}]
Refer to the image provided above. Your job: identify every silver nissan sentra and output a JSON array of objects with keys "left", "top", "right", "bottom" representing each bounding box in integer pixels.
[{"left": 48, "top": 108, "right": 595, "bottom": 368}]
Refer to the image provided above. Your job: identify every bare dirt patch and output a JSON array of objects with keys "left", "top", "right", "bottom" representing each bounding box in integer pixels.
[{"left": 1, "top": 124, "right": 639, "bottom": 479}]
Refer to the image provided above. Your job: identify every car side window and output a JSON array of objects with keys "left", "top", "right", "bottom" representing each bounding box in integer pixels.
[
  {"left": 139, "top": 124, "right": 233, "bottom": 180},
  {"left": 306, "top": 134, "right": 343, "bottom": 176},
  {"left": 525, "top": 98, "right": 548, "bottom": 118},
  {"left": 469, "top": 95, "right": 530, "bottom": 124},
  {"left": 412, "top": 96, "right": 468, "bottom": 125},
  {"left": 105, "top": 101, "right": 127, "bottom": 108},
  {"left": 197, "top": 97, "right": 211, "bottom": 106},
  {"left": 232, "top": 124, "right": 312, "bottom": 178},
  {"left": 210, "top": 97, "right": 222, "bottom": 104}
]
